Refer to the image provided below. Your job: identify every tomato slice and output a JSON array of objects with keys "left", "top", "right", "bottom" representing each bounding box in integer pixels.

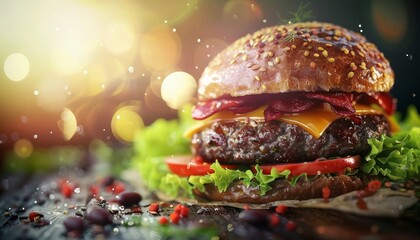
[
  {"left": 165, "top": 155, "right": 237, "bottom": 177},
  {"left": 254, "top": 156, "right": 361, "bottom": 176},
  {"left": 166, "top": 155, "right": 361, "bottom": 177}
]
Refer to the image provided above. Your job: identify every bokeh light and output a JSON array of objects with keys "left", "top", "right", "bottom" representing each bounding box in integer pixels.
[
  {"left": 139, "top": 26, "right": 181, "bottom": 71},
  {"left": 372, "top": 0, "right": 407, "bottom": 43},
  {"left": 104, "top": 19, "right": 136, "bottom": 55},
  {"left": 14, "top": 139, "right": 33, "bottom": 158},
  {"left": 161, "top": 71, "right": 197, "bottom": 109},
  {"left": 111, "top": 105, "right": 144, "bottom": 143},
  {"left": 57, "top": 108, "right": 78, "bottom": 141},
  {"left": 3, "top": 53, "right": 30, "bottom": 81}
]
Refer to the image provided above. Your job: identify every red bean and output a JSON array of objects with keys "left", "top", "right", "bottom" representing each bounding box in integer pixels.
[
  {"left": 63, "top": 216, "right": 85, "bottom": 232},
  {"left": 238, "top": 209, "right": 269, "bottom": 227},
  {"left": 117, "top": 192, "right": 142, "bottom": 207},
  {"left": 86, "top": 208, "right": 113, "bottom": 226}
]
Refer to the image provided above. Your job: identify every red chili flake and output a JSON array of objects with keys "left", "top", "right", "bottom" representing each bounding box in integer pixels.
[
  {"left": 173, "top": 204, "right": 189, "bottom": 217},
  {"left": 322, "top": 186, "right": 331, "bottom": 202},
  {"left": 61, "top": 182, "right": 75, "bottom": 198},
  {"left": 132, "top": 207, "right": 142, "bottom": 214},
  {"left": 159, "top": 216, "right": 169, "bottom": 225},
  {"left": 148, "top": 203, "right": 159, "bottom": 214},
  {"left": 170, "top": 212, "right": 180, "bottom": 224},
  {"left": 269, "top": 214, "right": 280, "bottom": 227},
  {"left": 356, "top": 198, "right": 368, "bottom": 210},
  {"left": 179, "top": 206, "right": 189, "bottom": 218},
  {"left": 106, "top": 181, "right": 126, "bottom": 194},
  {"left": 28, "top": 211, "right": 42, "bottom": 222},
  {"left": 357, "top": 180, "right": 382, "bottom": 198},
  {"left": 285, "top": 220, "right": 297, "bottom": 231},
  {"left": 275, "top": 205, "right": 288, "bottom": 215},
  {"left": 89, "top": 185, "right": 100, "bottom": 196}
]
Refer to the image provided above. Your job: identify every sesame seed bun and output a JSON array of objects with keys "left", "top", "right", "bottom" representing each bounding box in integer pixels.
[{"left": 197, "top": 22, "right": 394, "bottom": 101}]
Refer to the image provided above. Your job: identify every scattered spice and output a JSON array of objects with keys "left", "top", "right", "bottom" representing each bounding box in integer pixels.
[
  {"left": 322, "top": 186, "right": 331, "bottom": 202},
  {"left": 148, "top": 203, "right": 160, "bottom": 214},
  {"left": 170, "top": 212, "right": 180, "bottom": 224},
  {"left": 275, "top": 205, "right": 288, "bottom": 215},
  {"left": 285, "top": 220, "right": 297, "bottom": 231},
  {"left": 159, "top": 216, "right": 169, "bottom": 225}
]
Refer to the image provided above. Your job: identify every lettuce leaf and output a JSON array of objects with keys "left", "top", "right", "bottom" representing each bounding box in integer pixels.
[{"left": 361, "top": 127, "right": 420, "bottom": 180}]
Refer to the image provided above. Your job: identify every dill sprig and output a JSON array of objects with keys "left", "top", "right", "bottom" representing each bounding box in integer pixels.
[{"left": 277, "top": 2, "right": 316, "bottom": 24}]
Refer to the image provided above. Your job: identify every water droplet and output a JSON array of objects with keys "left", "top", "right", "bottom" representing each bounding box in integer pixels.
[
  {"left": 172, "top": 28, "right": 176, "bottom": 32},
  {"left": 128, "top": 66, "right": 134, "bottom": 73},
  {"left": 197, "top": 38, "right": 201, "bottom": 43},
  {"left": 358, "top": 24, "right": 362, "bottom": 27},
  {"left": 83, "top": 70, "right": 88, "bottom": 75},
  {"left": 74, "top": 187, "right": 81, "bottom": 194},
  {"left": 34, "top": 90, "right": 39, "bottom": 96},
  {"left": 262, "top": 19, "right": 267, "bottom": 23},
  {"left": 412, "top": 93, "right": 416, "bottom": 98},
  {"left": 360, "top": 29, "right": 363, "bottom": 33},
  {"left": 405, "top": 53, "right": 413, "bottom": 60},
  {"left": 33, "top": 134, "right": 38, "bottom": 139},
  {"left": 164, "top": 20, "right": 168, "bottom": 24}
]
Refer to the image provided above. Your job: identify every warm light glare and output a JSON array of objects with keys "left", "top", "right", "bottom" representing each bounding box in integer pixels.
[
  {"left": 111, "top": 106, "right": 144, "bottom": 143},
  {"left": 57, "top": 108, "right": 78, "bottom": 141},
  {"left": 161, "top": 71, "right": 197, "bottom": 109},
  {"left": 139, "top": 26, "right": 181, "bottom": 71},
  {"left": 4, "top": 53, "right": 30, "bottom": 81},
  {"left": 14, "top": 139, "right": 33, "bottom": 158},
  {"left": 105, "top": 20, "right": 136, "bottom": 55}
]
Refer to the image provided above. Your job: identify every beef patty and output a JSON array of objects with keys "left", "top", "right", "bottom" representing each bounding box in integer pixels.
[{"left": 191, "top": 115, "right": 390, "bottom": 164}]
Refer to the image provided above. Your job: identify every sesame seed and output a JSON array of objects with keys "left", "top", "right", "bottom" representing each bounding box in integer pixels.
[
  {"left": 252, "top": 64, "right": 260, "bottom": 71},
  {"left": 230, "top": 59, "right": 236, "bottom": 65},
  {"left": 255, "top": 76, "right": 261, "bottom": 81},
  {"left": 351, "top": 51, "right": 355, "bottom": 57},
  {"left": 358, "top": 51, "right": 365, "bottom": 57},
  {"left": 325, "top": 36, "right": 332, "bottom": 41},
  {"left": 242, "top": 55, "right": 248, "bottom": 61},
  {"left": 341, "top": 48, "right": 349, "bottom": 54},
  {"left": 350, "top": 62, "right": 357, "bottom": 70},
  {"left": 267, "top": 51, "right": 274, "bottom": 57},
  {"left": 246, "top": 63, "right": 253, "bottom": 68},
  {"left": 325, "top": 43, "right": 332, "bottom": 47},
  {"left": 318, "top": 47, "right": 324, "bottom": 51},
  {"left": 322, "top": 50, "right": 328, "bottom": 57},
  {"left": 259, "top": 67, "right": 267, "bottom": 72},
  {"left": 348, "top": 72, "right": 355, "bottom": 78},
  {"left": 307, "top": 46, "right": 313, "bottom": 50},
  {"left": 377, "top": 63, "right": 383, "bottom": 68},
  {"left": 275, "top": 56, "right": 280, "bottom": 64},
  {"left": 370, "top": 66, "right": 376, "bottom": 72},
  {"left": 313, "top": 53, "right": 320, "bottom": 58},
  {"left": 303, "top": 42, "right": 308, "bottom": 46},
  {"left": 328, "top": 58, "right": 335, "bottom": 63},
  {"left": 292, "top": 44, "right": 297, "bottom": 49},
  {"left": 310, "top": 62, "right": 316, "bottom": 68},
  {"left": 261, "top": 84, "right": 267, "bottom": 90},
  {"left": 285, "top": 47, "right": 291, "bottom": 51},
  {"left": 333, "top": 36, "right": 340, "bottom": 41},
  {"left": 308, "top": 38, "right": 312, "bottom": 42},
  {"left": 304, "top": 50, "right": 309, "bottom": 57},
  {"left": 268, "top": 61, "right": 274, "bottom": 67}
]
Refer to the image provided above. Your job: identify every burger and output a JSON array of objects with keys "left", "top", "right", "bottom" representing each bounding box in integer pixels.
[{"left": 151, "top": 22, "right": 399, "bottom": 204}]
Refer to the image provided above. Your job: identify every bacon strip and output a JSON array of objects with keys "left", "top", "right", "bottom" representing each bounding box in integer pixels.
[{"left": 192, "top": 92, "right": 395, "bottom": 122}]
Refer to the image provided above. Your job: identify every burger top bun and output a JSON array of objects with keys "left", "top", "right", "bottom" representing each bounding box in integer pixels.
[{"left": 197, "top": 22, "right": 394, "bottom": 101}]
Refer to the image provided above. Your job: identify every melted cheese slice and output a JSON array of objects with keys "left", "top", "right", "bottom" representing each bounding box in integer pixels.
[{"left": 185, "top": 104, "right": 398, "bottom": 139}]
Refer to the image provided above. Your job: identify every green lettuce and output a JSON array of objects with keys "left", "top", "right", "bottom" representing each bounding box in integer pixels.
[
  {"left": 361, "top": 127, "right": 420, "bottom": 180},
  {"left": 362, "top": 106, "right": 420, "bottom": 180}
]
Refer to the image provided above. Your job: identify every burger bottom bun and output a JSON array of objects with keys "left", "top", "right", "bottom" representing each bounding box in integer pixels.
[{"left": 193, "top": 174, "right": 374, "bottom": 204}]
